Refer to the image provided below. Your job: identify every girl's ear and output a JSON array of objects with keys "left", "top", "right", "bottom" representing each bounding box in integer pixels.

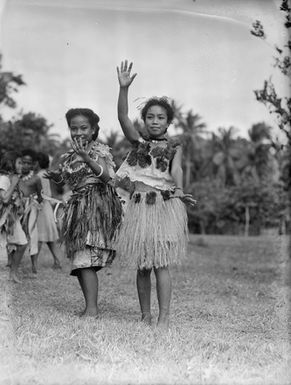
[{"left": 92, "top": 126, "right": 98, "bottom": 140}]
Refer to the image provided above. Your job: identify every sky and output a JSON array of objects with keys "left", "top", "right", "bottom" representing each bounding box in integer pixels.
[{"left": 0, "top": 0, "right": 289, "bottom": 142}]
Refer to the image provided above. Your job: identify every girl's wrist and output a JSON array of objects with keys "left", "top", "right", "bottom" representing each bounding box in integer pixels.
[{"left": 54, "top": 174, "right": 63, "bottom": 184}]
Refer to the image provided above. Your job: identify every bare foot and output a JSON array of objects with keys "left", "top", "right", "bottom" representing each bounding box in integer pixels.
[
  {"left": 28, "top": 272, "right": 37, "bottom": 279},
  {"left": 141, "top": 314, "right": 152, "bottom": 326},
  {"left": 157, "top": 317, "right": 169, "bottom": 330},
  {"left": 9, "top": 272, "right": 22, "bottom": 284},
  {"left": 79, "top": 308, "right": 99, "bottom": 318}
]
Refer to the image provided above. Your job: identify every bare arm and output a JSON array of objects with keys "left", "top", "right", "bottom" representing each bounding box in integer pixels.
[
  {"left": 171, "top": 146, "right": 197, "bottom": 207},
  {"left": 84, "top": 156, "right": 111, "bottom": 183},
  {"left": 35, "top": 176, "right": 43, "bottom": 203},
  {"left": 0, "top": 175, "right": 20, "bottom": 204},
  {"left": 44, "top": 155, "right": 65, "bottom": 185},
  {"left": 117, "top": 60, "right": 139, "bottom": 143},
  {"left": 171, "top": 146, "right": 183, "bottom": 190}
]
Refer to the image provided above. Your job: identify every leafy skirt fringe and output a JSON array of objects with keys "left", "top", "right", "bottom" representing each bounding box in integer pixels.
[
  {"left": 62, "top": 183, "right": 122, "bottom": 272},
  {"left": 115, "top": 190, "right": 188, "bottom": 270}
]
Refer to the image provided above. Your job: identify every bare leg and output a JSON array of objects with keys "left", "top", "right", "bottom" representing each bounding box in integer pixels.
[
  {"left": 47, "top": 241, "right": 62, "bottom": 268},
  {"left": 9, "top": 244, "right": 27, "bottom": 283},
  {"left": 76, "top": 268, "right": 98, "bottom": 317},
  {"left": 137, "top": 268, "right": 152, "bottom": 325},
  {"left": 28, "top": 206, "right": 38, "bottom": 274},
  {"left": 31, "top": 254, "right": 38, "bottom": 274},
  {"left": 6, "top": 253, "right": 12, "bottom": 267},
  {"left": 154, "top": 266, "right": 171, "bottom": 329}
]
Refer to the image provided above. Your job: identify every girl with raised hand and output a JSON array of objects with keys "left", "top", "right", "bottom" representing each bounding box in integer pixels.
[
  {"left": 115, "top": 60, "right": 196, "bottom": 329},
  {"left": 46, "top": 108, "right": 122, "bottom": 317}
]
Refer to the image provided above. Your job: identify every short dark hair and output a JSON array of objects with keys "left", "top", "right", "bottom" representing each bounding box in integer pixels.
[
  {"left": 37, "top": 152, "right": 50, "bottom": 169},
  {"left": 65, "top": 108, "right": 100, "bottom": 140},
  {"left": 141, "top": 97, "right": 174, "bottom": 124},
  {"left": 21, "top": 149, "right": 38, "bottom": 162}
]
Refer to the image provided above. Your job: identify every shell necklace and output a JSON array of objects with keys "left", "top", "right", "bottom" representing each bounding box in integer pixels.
[{"left": 21, "top": 170, "right": 34, "bottom": 181}]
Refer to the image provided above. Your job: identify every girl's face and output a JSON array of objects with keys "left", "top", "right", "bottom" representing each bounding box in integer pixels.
[
  {"left": 144, "top": 105, "right": 169, "bottom": 139},
  {"left": 69, "top": 115, "right": 95, "bottom": 145},
  {"left": 21, "top": 156, "right": 34, "bottom": 175},
  {"left": 15, "top": 157, "right": 22, "bottom": 175}
]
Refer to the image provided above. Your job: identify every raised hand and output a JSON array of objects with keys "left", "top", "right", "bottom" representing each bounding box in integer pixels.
[
  {"left": 71, "top": 138, "right": 89, "bottom": 160},
  {"left": 117, "top": 60, "right": 137, "bottom": 88}
]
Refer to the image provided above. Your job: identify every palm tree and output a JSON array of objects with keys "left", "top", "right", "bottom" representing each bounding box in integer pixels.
[
  {"left": 243, "top": 123, "right": 274, "bottom": 182},
  {"left": 174, "top": 109, "right": 207, "bottom": 188},
  {"left": 210, "top": 126, "right": 241, "bottom": 186}
]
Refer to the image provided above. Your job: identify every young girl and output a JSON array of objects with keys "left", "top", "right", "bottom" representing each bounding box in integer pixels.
[
  {"left": 46, "top": 108, "right": 122, "bottom": 317},
  {"left": 36, "top": 152, "right": 62, "bottom": 269},
  {"left": 115, "top": 60, "right": 196, "bottom": 328},
  {"left": 19, "top": 149, "right": 43, "bottom": 275},
  {"left": 0, "top": 151, "right": 27, "bottom": 283}
]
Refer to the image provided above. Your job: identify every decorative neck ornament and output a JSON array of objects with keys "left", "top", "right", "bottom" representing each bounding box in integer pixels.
[
  {"left": 21, "top": 170, "right": 34, "bottom": 182},
  {"left": 148, "top": 136, "right": 167, "bottom": 143}
]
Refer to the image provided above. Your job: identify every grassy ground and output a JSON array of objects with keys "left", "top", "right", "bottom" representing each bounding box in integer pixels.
[{"left": 0, "top": 234, "right": 290, "bottom": 385}]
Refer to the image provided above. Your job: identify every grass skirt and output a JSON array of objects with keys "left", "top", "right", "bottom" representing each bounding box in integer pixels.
[
  {"left": 115, "top": 189, "right": 188, "bottom": 270},
  {"left": 62, "top": 182, "right": 122, "bottom": 273}
]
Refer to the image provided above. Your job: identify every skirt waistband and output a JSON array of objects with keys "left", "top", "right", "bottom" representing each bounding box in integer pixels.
[{"left": 130, "top": 189, "right": 175, "bottom": 205}]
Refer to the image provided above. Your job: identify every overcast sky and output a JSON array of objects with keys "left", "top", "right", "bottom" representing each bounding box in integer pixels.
[{"left": 0, "top": 0, "right": 289, "bottom": 141}]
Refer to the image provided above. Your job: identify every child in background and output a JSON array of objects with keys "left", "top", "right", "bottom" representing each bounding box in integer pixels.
[
  {"left": 0, "top": 151, "right": 27, "bottom": 283},
  {"left": 5, "top": 152, "right": 23, "bottom": 268},
  {"left": 19, "top": 149, "right": 43, "bottom": 275},
  {"left": 36, "top": 152, "right": 62, "bottom": 269},
  {"left": 46, "top": 108, "right": 122, "bottom": 317},
  {"left": 115, "top": 60, "right": 196, "bottom": 328}
]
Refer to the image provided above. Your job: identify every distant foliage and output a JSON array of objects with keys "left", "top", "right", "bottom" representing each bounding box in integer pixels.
[
  {"left": 0, "top": 54, "right": 26, "bottom": 109},
  {"left": 250, "top": 1, "right": 291, "bottom": 201}
]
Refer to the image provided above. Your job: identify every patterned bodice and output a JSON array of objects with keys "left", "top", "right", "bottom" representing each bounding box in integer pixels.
[
  {"left": 60, "top": 142, "right": 115, "bottom": 189},
  {"left": 116, "top": 138, "right": 180, "bottom": 190}
]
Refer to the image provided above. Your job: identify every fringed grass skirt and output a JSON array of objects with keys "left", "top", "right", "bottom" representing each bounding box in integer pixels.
[
  {"left": 115, "top": 189, "right": 188, "bottom": 270},
  {"left": 62, "top": 182, "right": 122, "bottom": 275}
]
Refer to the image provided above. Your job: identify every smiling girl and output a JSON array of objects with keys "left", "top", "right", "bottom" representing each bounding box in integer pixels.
[
  {"left": 115, "top": 61, "right": 196, "bottom": 328},
  {"left": 46, "top": 108, "right": 122, "bottom": 317}
]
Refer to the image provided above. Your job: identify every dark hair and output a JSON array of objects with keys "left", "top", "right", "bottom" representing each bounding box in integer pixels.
[
  {"left": 0, "top": 151, "right": 21, "bottom": 173},
  {"left": 65, "top": 108, "right": 100, "bottom": 140},
  {"left": 141, "top": 97, "right": 174, "bottom": 125},
  {"left": 37, "top": 152, "right": 50, "bottom": 169},
  {"left": 21, "top": 149, "right": 38, "bottom": 162}
]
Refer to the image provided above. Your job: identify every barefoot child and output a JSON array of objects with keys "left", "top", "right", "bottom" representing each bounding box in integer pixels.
[
  {"left": 0, "top": 151, "right": 27, "bottom": 283},
  {"left": 46, "top": 108, "right": 122, "bottom": 317},
  {"left": 36, "top": 152, "right": 62, "bottom": 269},
  {"left": 115, "top": 60, "right": 196, "bottom": 328},
  {"left": 19, "top": 149, "right": 43, "bottom": 274}
]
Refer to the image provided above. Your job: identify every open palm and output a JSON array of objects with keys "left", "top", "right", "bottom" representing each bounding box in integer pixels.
[{"left": 117, "top": 60, "right": 137, "bottom": 87}]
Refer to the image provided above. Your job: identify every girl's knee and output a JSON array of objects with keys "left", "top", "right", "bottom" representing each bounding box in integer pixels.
[
  {"left": 154, "top": 266, "right": 169, "bottom": 273},
  {"left": 137, "top": 268, "right": 152, "bottom": 277}
]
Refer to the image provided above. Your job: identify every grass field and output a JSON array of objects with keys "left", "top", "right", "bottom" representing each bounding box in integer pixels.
[{"left": 0, "top": 234, "right": 290, "bottom": 385}]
